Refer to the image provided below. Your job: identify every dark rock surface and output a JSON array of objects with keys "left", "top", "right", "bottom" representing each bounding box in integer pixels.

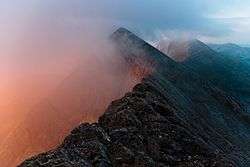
[
  {"left": 19, "top": 83, "right": 233, "bottom": 167},
  {"left": 19, "top": 28, "right": 250, "bottom": 167},
  {"left": 208, "top": 43, "right": 250, "bottom": 110},
  {"left": 157, "top": 39, "right": 250, "bottom": 112}
]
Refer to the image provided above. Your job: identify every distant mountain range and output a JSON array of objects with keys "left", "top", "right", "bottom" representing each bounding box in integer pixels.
[
  {"left": 19, "top": 28, "right": 250, "bottom": 167},
  {"left": 209, "top": 43, "right": 250, "bottom": 60},
  {"left": 157, "top": 39, "right": 250, "bottom": 112}
]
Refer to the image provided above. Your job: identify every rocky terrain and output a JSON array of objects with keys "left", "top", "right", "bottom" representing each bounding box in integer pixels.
[
  {"left": 19, "top": 82, "right": 234, "bottom": 167},
  {"left": 0, "top": 32, "right": 142, "bottom": 167},
  {"left": 20, "top": 28, "right": 250, "bottom": 166},
  {"left": 157, "top": 39, "right": 250, "bottom": 112}
]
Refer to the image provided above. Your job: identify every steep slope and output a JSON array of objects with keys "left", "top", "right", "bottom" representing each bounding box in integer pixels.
[
  {"left": 181, "top": 40, "right": 236, "bottom": 92},
  {"left": 0, "top": 40, "right": 142, "bottom": 166},
  {"left": 20, "top": 28, "right": 250, "bottom": 166},
  {"left": 208, "top": 43, "right": 250, "bottom": 106},
  {"left": 158, "top": 39, "right": 250, "bottom": 111}
]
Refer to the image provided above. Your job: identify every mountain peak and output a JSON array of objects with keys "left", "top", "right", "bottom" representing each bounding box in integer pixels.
[
  {"left": 156, "top": 38, "right": 213, "bottom": 62},
  {"left": 188, "top": 39, "right": 215, "bottom": 52},
  {"left": 189, "top": 39, "right": 205, "bottom": 46},
  {"left": 19, "top": 28, "right": 250, "bottom": 167},
  {"left": 114, "top": 27, "right": 131, "bottom": 34},
  {"left": 111, "top": 27, "right": 133, "bottom": 39},
  {"left": 223, "top": 43, "right": 241, "bottom": 48}
]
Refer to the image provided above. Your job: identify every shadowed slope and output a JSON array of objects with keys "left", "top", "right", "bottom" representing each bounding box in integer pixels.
[
  {"left": 20, "top": 28, "right": 250, "bottom": 167},
  {"left": 158, "top": 39, "right": 250, "bottom": 112},
  {"left": 208, "top": 43, "right": 250, "bottom": 108}
]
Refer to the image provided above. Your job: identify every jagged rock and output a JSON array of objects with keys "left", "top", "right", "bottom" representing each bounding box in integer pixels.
[
  {"left": 19, "top": 28, "right": 250, "bottom": 167},
  {"left": 19, "top": 83, "right": 233, "bottom": 167}
]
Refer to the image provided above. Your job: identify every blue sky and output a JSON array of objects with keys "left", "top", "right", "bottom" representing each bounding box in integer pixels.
[{"left": 1, "top": 0, "right": 250, "bottom": 44}]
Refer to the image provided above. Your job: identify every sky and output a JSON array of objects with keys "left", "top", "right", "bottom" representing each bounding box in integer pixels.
[
  {"left": 0, "top": 0, "right": 249, "bottom": 93},
  {"left": 1, "top": 0, "right": 250, "bottom": 44},
  {"left": 0, "top": 0, "right": 249, "bottom": 107},
  {"left": 1, "top": 0, "right": 250, "bottom": 111}
]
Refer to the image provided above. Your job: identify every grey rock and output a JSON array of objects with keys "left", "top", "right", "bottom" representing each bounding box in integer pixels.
[{"left": 19, "top": 28, "right": 250, "bottom": 167}]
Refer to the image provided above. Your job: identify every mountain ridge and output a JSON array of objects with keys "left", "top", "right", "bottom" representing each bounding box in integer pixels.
[
  {"left": 19, "top": 28, "right": 250, "bottom": 167},
  {"left": 157, "top": 38, "right": 250, "bottom": 111}
]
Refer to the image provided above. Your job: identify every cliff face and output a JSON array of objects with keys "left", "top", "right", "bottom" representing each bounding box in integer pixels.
[{"left": 20, "top": 28, "right": 250, "bottom": 167}]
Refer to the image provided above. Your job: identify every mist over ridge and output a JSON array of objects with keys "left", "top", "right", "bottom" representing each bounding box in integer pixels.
[{"left": 1, "top": 1, "right": 250, "bottom": 167}]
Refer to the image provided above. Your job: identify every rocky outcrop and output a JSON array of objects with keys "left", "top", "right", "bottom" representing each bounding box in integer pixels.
[
  {"left": 19, "top": 82, "right": 234, "bottom": 167},
  {"left": 20, "top": 28, "right": 250, "bottom": 167}
]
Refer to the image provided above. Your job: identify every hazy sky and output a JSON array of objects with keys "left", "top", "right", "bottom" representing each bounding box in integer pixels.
[
  {"left": 1, "top": 0, "right": 250, "bottom": 44},
  {"left": 1, "top": 0, "right": 250, "bottom": 106}
]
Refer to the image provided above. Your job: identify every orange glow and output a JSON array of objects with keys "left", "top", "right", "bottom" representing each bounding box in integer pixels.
[
  {"left": 0, "top": 35, "right": 154, "bottom": 166},
  {"left": 0, "top": 2, "right": 155, "bottom": 165}
]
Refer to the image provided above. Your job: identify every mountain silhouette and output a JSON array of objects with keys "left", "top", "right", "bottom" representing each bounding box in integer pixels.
[
  {"left": 209, "top": 43, "right": 250, "bottom": 60},
  {"left": 158, "top": 39, "right": 250, "bottom": 112},
  {"left": 19, "top": 28, "right": 250, "bottom": 167}
]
